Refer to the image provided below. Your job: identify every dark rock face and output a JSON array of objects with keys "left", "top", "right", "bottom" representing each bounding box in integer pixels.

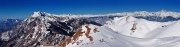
[
  {"left": 47, "top": 19, "right": 101, "bottom": 36},
  {"left": 0, "top": 15, "right": 102, "bottom": 47}
]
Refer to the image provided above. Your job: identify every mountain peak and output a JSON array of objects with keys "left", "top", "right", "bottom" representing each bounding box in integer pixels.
[
  {"left": 160, "top": 9, "right": 166, "bottom": 12},
  {"left": 31, "top": 11, "right": 46, "bottom": 17}
]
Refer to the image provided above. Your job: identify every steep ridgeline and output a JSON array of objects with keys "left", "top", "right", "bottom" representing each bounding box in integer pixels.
[
  {"left": 0, "top": 12, "right": 101, "bottom": 47},
  {"left": 0, "top": 19, "right": 22, "bottom": 33}
]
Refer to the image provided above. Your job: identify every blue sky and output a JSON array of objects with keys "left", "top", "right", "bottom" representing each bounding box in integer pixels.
[{"left": 0, "top": 0, "right": 180, "bottom": 21}]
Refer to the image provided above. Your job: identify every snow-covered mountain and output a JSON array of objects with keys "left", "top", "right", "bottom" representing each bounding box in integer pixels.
[
  {"left": 1, "top": 10, "right": 180, "bottom": 47},
  {"left": 0, "top": 19, "right": 22, "bottom": 33},
  {"left": 0, "top": 12, "right": 102, "bottom": 47}
]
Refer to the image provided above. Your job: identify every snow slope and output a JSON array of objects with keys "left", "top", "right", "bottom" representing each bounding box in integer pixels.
[
  {"left": 105, "top": 16, "right": 180, "bottom": 38},
  {"left": 62, "top": 24, "right": 180, "bottom": 47},
  {"left": 61, "top": 16, "right": 180, "bottom": 47}
]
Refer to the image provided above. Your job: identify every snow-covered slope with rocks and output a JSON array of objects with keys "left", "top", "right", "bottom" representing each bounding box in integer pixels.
[{"left": 62, "top": 16, "right": 180, "bottom": 47}]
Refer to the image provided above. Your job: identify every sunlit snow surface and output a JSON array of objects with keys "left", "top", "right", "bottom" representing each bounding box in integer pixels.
[{"left": 65, "top": 16, "right": 180, "bottom": 47}]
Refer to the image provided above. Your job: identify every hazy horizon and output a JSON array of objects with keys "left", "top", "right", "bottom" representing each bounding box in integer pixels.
[{"left": 0, "top": 0, "right": 180, "bottom": 20}]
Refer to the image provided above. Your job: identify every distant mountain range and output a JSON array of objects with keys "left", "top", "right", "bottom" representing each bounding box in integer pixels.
[
  {"left": 1, "top": 10, "right": 180, "bottom": 47},
  {"left": 0, "top": 19, "right": 22, "bottom": 33}
]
